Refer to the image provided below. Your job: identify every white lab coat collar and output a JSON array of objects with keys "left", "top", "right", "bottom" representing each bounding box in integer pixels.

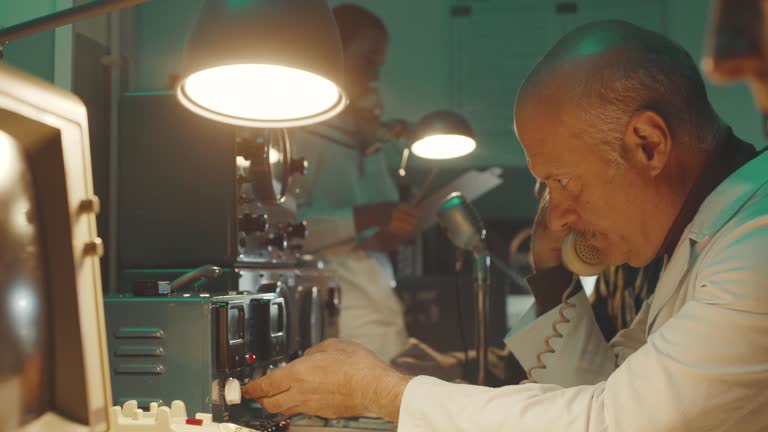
[
  {"left": 648, "top": 149, "right": 768, "bottom": 332},
  {"left": 688, "top": 150, "right": 768, "bottom": 242}
]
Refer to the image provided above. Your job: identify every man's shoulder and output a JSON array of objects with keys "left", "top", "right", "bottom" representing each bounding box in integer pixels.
[
  {"left": 704, "top": 174, "right": 768, "bottom": 252},
  {"left": 690, "top": 150, "right": 768, "bottom": 240},
  {"left": 692, "top": 182, "right": 768, "bottom": 313},
  {"left": 726, "top": 178, "right": 768, "bottom": 227}
]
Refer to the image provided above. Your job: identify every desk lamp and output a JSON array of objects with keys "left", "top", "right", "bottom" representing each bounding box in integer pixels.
[{"left": 0, "top": 0, "right": 347, "bottom": 127}]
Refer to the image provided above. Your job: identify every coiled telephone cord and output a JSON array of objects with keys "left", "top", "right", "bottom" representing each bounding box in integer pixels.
[{"left": 521, "top": 273, "right": 579, "bottom": 384}]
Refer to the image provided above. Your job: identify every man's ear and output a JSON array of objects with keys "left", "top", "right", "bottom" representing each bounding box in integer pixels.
[{"left": 622, "top": 110, "right": 671, "bottom": 177}]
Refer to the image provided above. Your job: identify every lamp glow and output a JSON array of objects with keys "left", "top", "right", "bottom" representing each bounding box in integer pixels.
[
  {"left": 178, "top": 64, "right": 345, "bottom": 127},
  {"left": 411, "top": 134, "right": 477, "bottom": 159},
  {"left": 176, "top": 0, "right": 348, "bottom": 127}
]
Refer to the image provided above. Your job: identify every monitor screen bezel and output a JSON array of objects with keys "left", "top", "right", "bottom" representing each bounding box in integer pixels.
[{"left": 0, "top": 63, "right": 111, "bottom": 431}]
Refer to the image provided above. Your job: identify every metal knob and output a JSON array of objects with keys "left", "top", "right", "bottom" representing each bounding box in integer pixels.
[
  {"left": 289, "top": 157, "right": 308, "bottom": 176},
  {"left": 84, "top": 237, "right": 104, "bottom": 257},
  {"left": 286, "top": 221, "right": 308, "bottom": 240},
  {"left": 257, "top": 281, "right": 283, "bottom": 295},
  {"left": 239, "top": 213, "right": 268, "bottom": 234},
  {"left": 79, "top": 195, "right": 101, "bottom": 215},
  {"left": 326, "top": 285, "right": 341, "bottom": 317},
  {"left": 264, "top": 233, "right": 288, "bottom": 250}
]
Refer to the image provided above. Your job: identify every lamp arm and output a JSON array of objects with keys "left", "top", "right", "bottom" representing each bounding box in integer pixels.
[
  {"left": 376, "top": 120, "right": 413, "bottom": 177},
  {"left": 398, "top": 146, "right": 411, "bottom": 177},
  {"left": 0, "top": 0, "right": 151, "bottom": 44},
  {"left": 366, "top": 119, "right": 415, "bottom": 166}
]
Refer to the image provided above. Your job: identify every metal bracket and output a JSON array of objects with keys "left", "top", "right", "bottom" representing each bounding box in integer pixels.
[{"left": 451, "top": 5, "right": 472, "bottom": 18}]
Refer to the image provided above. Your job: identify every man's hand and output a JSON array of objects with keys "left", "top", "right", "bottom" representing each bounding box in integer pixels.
[
  {"left": 242, "top": 339, "right": 412, "bottom": 421},
  {"left": 354, "top": 203, "right": 418, "bottom": 233},
  {"left": 530, "top": 185, "right": 568, "bottom": 272},
  {"left": 366, "top": 204, "right": 418, "bottom": 251},
  {"left": 384, "top": 203, "right": 418, "bottom": 237},
  {"left": 355, "top": 203, "right": 418, "bottom": 251}
]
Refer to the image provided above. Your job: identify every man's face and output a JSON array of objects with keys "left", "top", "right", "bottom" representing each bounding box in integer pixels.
[
  {"left": 515, "top": 92, "right": 664, "bottom": 267},
  {"left": 343, "top": 29, "right": 389, "bottom": 102}
]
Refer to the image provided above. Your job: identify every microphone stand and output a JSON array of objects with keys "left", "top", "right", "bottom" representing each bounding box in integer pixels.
[
  {"left": 473, "top": 251, "right": 491, "bottom": 385},
  {"left": 438, "top": 192, "right": 490, "bottom": 385}
]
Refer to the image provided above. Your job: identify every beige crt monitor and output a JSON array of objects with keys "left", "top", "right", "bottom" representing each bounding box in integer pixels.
[{"left": 0, "top": 63, "right": 111, "bottom": 431}]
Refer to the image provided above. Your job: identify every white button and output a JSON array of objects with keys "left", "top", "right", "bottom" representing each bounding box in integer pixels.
[
  {"left": 170, "top": 400, "right": 187, "bottom": 418},
  {"left": 224, "top": 378, "right": 242, "bottom": 405},
  {"left": 195, "top": 413, "right": 213, "bottom": 425},
  {"left": 122, "top": 400, "right": 138, "bottom": 417}
]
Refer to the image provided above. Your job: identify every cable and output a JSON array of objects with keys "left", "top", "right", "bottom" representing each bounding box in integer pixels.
[
  {"left": 490, "top": 254, "right": 529, "bottom": 295},
  {"left": 169, "top": 264, "right": 222, "bottom": 292},
  {"left": 409, "top": 167, "right": 438, "bottom": 204},
  {"left": 522, "top": 273, "right": 579, "bottom": 384}
]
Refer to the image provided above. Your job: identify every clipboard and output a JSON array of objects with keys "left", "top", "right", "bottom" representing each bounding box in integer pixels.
[{"left": 413, "top": 167, "right": 503, "bottom": 233}]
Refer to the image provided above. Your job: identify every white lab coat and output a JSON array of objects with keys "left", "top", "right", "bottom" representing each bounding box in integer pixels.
[
  {"left": 292, "top": 118, "right": 408, "bottom": 362},
  {"left": 398, "top": 150, "right": 768, "bottom": 431}
]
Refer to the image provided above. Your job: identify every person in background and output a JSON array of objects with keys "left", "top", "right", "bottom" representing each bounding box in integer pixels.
[
  {"left": 704, "top": 0, "right": 768, "bottom": 132},
  {"left": 244, "top": 20, "right": 768, "bottom": 430},
  {"left": 291, "top": 4, "right": 417, "bottom": 362}
]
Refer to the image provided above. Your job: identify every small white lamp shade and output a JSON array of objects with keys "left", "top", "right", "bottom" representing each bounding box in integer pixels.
[{"left": 410, "top": 111, "right": 476, "bottom": 159}]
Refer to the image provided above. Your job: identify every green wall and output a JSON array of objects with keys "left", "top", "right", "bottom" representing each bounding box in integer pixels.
[
  {"left": 133, "top": 0, "right": 203, "bottom": 91},
  {"left": 667, "top": 0, "right": 764, "bottom": 149},
  {"left": 6, "top": 1, "right": 763, "bottom": 223},
  {"left": 0, "top": 0, "right": 58, "bottom": 81},
  {"left": 128, "top": 0, "right": 766, "bottom": 222}
]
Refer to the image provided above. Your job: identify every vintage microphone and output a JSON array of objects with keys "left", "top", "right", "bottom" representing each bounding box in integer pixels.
[{"left": 437, "top": 192, "right": 490, "bottom": 385}]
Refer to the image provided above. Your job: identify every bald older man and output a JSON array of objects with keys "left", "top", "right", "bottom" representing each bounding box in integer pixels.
[{"left": 242, "top": 21, "right": 768, "bottom": 431}]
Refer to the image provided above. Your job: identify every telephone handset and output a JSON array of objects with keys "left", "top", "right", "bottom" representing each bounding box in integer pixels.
[
  {"left": 561, "top": 232, "right": 608, "bottom": 276},
  {"left": 523, "top": 232, "right": 609, "bottom": 384}
]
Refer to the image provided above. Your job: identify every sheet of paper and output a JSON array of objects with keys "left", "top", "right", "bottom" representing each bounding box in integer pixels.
[{"left": 413, "top": 167, "right": 503, "bottom": 233}]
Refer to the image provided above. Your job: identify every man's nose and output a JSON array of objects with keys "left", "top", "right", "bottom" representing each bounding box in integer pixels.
[{"left": 546, "top": 198, "right": 578, "bottom": 231}]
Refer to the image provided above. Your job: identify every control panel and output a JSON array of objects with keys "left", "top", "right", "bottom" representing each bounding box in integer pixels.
[{"left": 110, "top": 400, "right": 289, "bottom": 432}]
